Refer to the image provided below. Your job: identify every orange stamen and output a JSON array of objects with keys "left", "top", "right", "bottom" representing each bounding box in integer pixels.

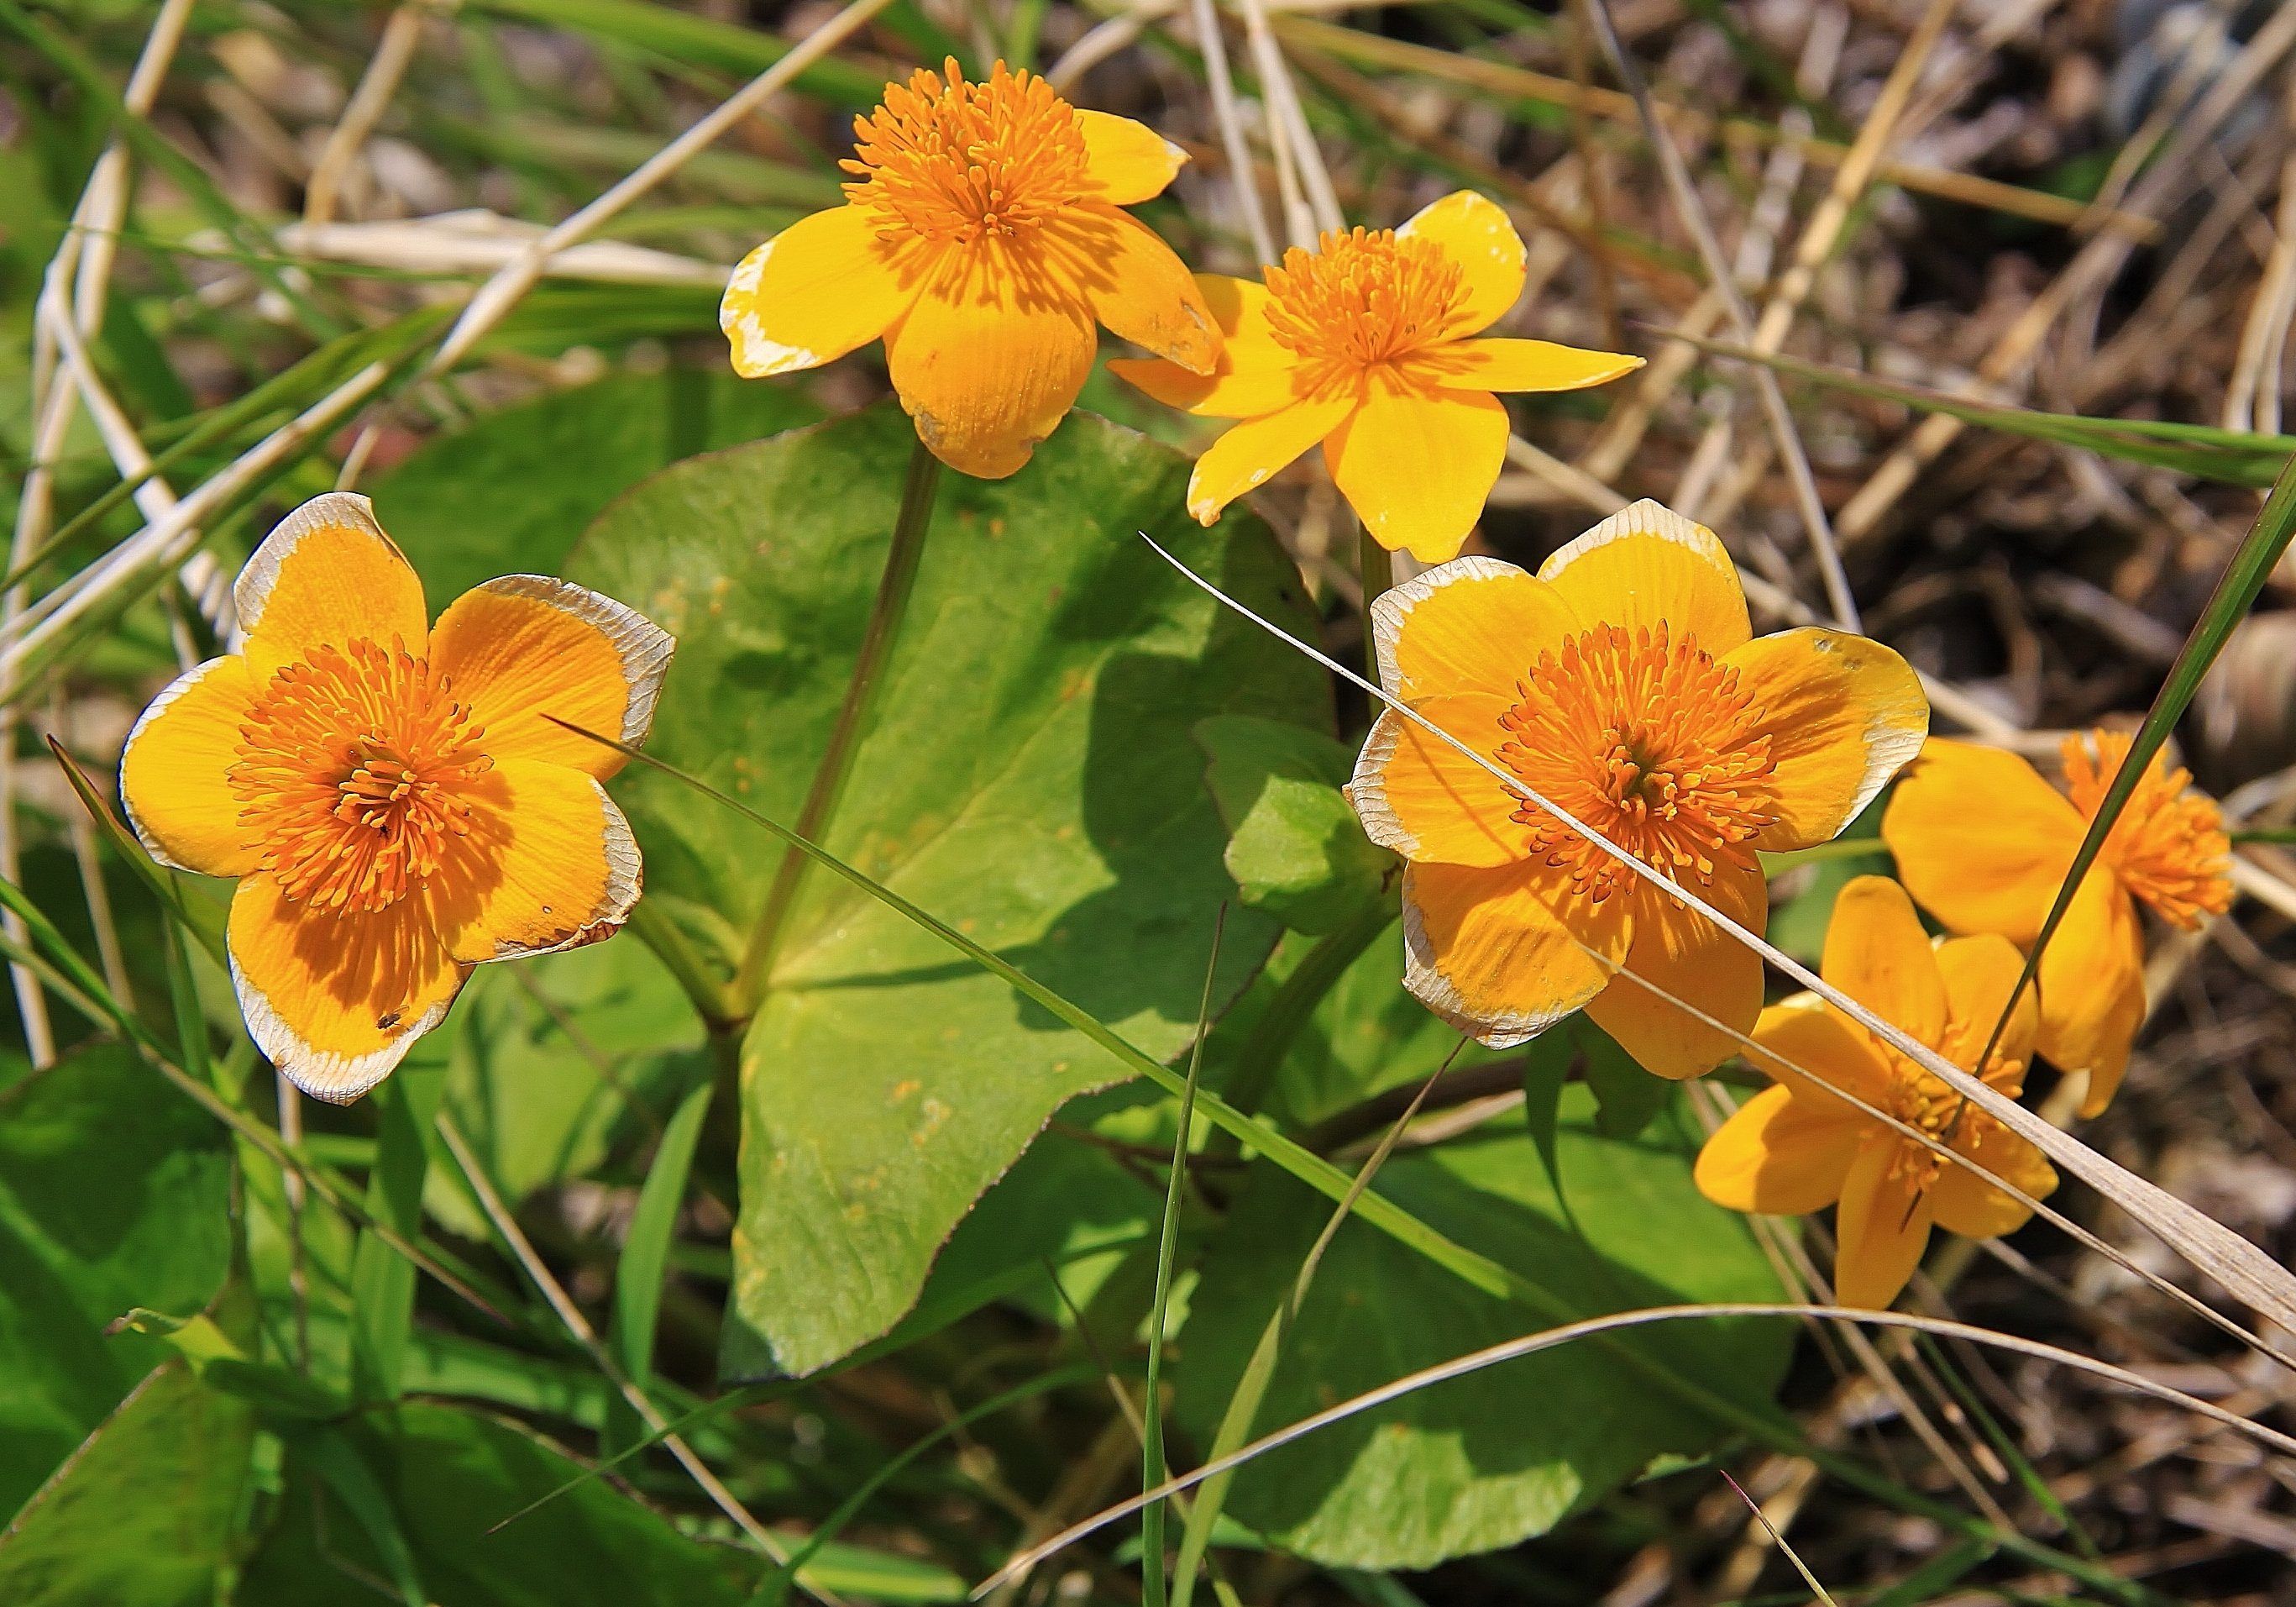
[
  {"left": 841, "top": 58, "right": 1089, "bottom": 246},
  {"left": 1494, "top": 622, "right": 1777, "bottom": 902},
  {"left": 2060, "top": 728, "right": 2232, "bottom": 929},
  {"left": 229, "top": 638, "right": 493, "bottom": 915},
  {"left": 1261, "top": 228, "right": 1471, "bottom": 394}
]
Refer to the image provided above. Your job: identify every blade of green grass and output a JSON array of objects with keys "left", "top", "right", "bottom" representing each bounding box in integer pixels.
[
  {"left": 462, "top": 0, "right": 886, "bottom": 103},
  {"left": 604, "top": 1074, "right": 713, "bottom": 1459},
  {"left": 295, "top": 1426, "right": 429, "bottom": 1607},
  {"left": 349, "top": 1037, "right": 454, "bottom": 1405}
]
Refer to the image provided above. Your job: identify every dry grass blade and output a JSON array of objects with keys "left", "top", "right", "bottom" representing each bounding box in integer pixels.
[
  {"left": 972, "top": 1301, "right": 2296, "bottom": 1595},
  {"left": 1137, "top": 533, "right": 2296, "bottom": 1348}
]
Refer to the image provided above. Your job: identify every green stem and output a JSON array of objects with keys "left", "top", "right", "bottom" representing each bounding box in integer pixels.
[
  {"left": 1214, "top": 900, "right": 1394, "bottom": 1137},
  {"left": 732, "top": 438, "right": 941, "bottom": 1013},
  {"left": 626, "top": 899, "right": 737, "bottom": 1034}
]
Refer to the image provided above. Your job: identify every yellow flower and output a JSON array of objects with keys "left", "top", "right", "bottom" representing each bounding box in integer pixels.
[
  {"left": 1695, "top": 876, "right": 2057, "bottom": 1310},
  {"left": 119, "top": 494, "right": 672, "bottom": 1103},
  {"left": 1345, "top": 501, "right": 1928, "bottom": 1078},
  {"left": 1880, "top": 731, "right": 2231, "bottom": 1117},
  {"left": 1110, "top": 192, "right": 1642, "bottom": 563},
  {"left": 719, "top": 58, "right": 1218, "bottom": 479}
]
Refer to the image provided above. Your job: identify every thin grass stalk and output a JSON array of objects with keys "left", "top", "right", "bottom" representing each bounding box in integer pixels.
[
  {"left": 1137, "top": 534, "right": 2296, "bottom": 1344},
  {"left": 304, "top": 4, "right": 427, "bottom": 227},
  {"left": 978, "top": 1302, "right": 2296, "bottom": 1598},
  {"left": 735, "top": 439, "right": 941, "bottom": 1013}
]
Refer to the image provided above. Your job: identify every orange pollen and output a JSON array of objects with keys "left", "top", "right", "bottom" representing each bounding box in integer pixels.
[
  {"left": 228, "top": 638, "right": 493, "bottom": 916},
  {"left": 1261, "top": 228, "right": 1471, "bottom": 392},
  {"left": 1494, "top": 622, "right": 1777, "bottom": 902},
  {"left": 841, "top": 58, "right": 1089, "bottom": 246},
  {"left": 1879, "top": 1037, "right": 2023, "bottom": 1187},
  {"left": 2061, "top": 727, "right": 2232, "bottom": 929}
]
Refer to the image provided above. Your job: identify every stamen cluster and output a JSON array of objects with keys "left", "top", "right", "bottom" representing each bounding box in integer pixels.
[
  {"left": 1495, "top": 622, "right": 1776, "bottom": 901},
  {"left": 2061, "top": 728, "right": 2233, "bottom": 929},
  {"left": 228, "top": 638, "right": 493, "bottom": 915},
  {"left": 841, "top": 59, "right": 1089, "bottom": 246},
  {"left": 1877, "top": 1042, "right": 2017, "bottom": 1187},
  {"left": 1262, "top": 228, "right": 1470, "bottom": 394}
]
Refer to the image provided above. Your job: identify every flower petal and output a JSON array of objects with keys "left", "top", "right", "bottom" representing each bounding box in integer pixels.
[
  {"left": 1324, "top": 381, "right": 1510, "bottom": 565},
  {"left": 119, "top": 655, "right": 259, "bottom": 878},
  {"left": 1409, "top": 338, "right": 1643, "bottom": 394},
  {"left": 235, "top": 494, "right": 428, "bottom": 681},
  {"left": 1395, "top": 190, "right": 1524, "bottom": 333},
  {"left": 1075, "top": 109, "right": 1187, "bottom": 204},
  {"left": 1723, "top": 627, "right": 1929, "bottom": 853},
  {"left": 1584, "top": 854, "right": 1766, "bottom": 1079},
  {"left": 1934, "top": 932, "right": 2038, "bottom": 1090},
  {"left": 2034, "top": 864, "right": 2146, "bottom": 1116},
  {"left": 1930, "top": 1125, "right": 2057, "bottom": 1239},
  {"left": 1109, "top": 277, "right": 1298, "bottom": 417},
  {"left": 428, "top": 576, "right": 673, "bottom": 780},
  {"left": 1879, "top": 738, "right": 2082, "bottom": 943},
  {"left": 1185, "top": 394, "right": 1354, "bottom": 524},
  {"left": 1820, "top": 875, "right": 1947, "bottom": 1050},
  {"left": 883, "top": 248, "right": 1098, "bottom": 478},
  {"left": 1832, "top": 1139, "right": 1934, "bottom": 1309},
  {"left": 1369, "top": 554, "right": 1580, "bottom": 701},
  {"left": 1748, "top": 990, "right": 1894, "bottom": 1108},
  {"left": 1348, "top": 693, "right": 1525, "bottom": 866},
  {"left": 1049, "top": 203, "right": 1217, "bottom": 372},
  {"left": 429, "top": 757, "right": 642, "bottom": 964},
  {"left": 1695, "top": 1084, "right": 1863, "bottom": 1216},
  {"left": 1536, "top": 499, "right": 1751, "bottom": 657},
  {"left": 720, "top": 204, "right": 914, "bottom": 378},
  {"left": 228, "top": 875, "right": 466, "bottom": 1104},
  {"left": 1400, "top": 858, "right": 1623, "bottom": 1048}
]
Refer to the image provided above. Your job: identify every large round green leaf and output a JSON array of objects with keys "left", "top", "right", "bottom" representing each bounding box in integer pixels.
[
  {"left": 1175, "top": 1087, "right": 1792, "bottom": 1569},
  {"left": 568, "top": 403, "right": 1328, "bottom": 1378}
]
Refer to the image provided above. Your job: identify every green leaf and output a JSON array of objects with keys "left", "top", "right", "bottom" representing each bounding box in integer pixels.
[
  {"left": 370, "top": 367, "right": 820, "bottom": 606},
  {"left": 350, "top": 1041, "right": 453, "bottom": 1405},
  {"left": 1575, "top": 1019, "right": 1671, "bottom": 1142},
  {"left": 0, "top": 1043, "right": 232, "bottom": 1520},
  {"left": 239, "top": 1400, "right": 754, "bottom": 1607},
  {"left": 1174, "top": 1087, "right": 1790, "bottom": 1569},
  {"left": 1197, "top": 715, "right": 1392, "bottom": 934},
  {"left": 0, "top": 1363, "right": 254, "bottom": 1605},
  {"left": 566, "top": 403, "right": 1327, "bottom": 1378},
  {"left": 1255, "top": 918, "right": 1477, "bottom": 1131}
]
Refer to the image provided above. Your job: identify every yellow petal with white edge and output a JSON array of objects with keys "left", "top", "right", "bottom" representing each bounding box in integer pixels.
[
  {"left": 1695, "top": 1083, "right": 1863, "bottom": 1216},
  {"left": 1369, "top": 553, "right": 1580, "bottom": 701},
  {"left": 1747, "top": 990, "right": 1893, "bottom": 1109},
  {"left": 120, "top": 655, "right": 259, "bottom": 878},
  {"left": 1396, "top": 190, "right": 1524, "bottom": 334},
  {"left": 229, "top": 875, "right": 467, "bottom": 1104},
  {"left": 1401, "top": 857, "right": 1623, "bottom": 1048},
  {"left": 427, "top": 757, "right": 641, "bottom": 964},
  {"left": 1075, "top": 109, "right": 1187, "bottom": 205},
  {"left": 1348, "top": 692, "right": 1526, "bottom": 867},
  {"left": 720, "top": 204, "right": 915, "bottom": 378},
  {"left": 1930, "top": 1122, "right": 2057, "bottom": 1239},
  {"left": 883, "top": 245, "right": 1098, "bottom": 479},
  {"left": 1407, "top": 338, "right": 1643, "bottom": 394},
  {"left": 1934, "top": 932, "right": 2038, "bottom": 1090},
  {"left": 1109, "top": 277, "right": 1298, "bottom": 418},
  {"left": 1819, "top": 875, "right": 1947, "bottom": 1051},
  {"left": 2034, "top": 864, "right": 2145, "bottom": 1116},
  {"left": 1536, "top": 499, "right": 1751, "bottom": 657},
  {"left": 1050, "top": 203, "right": 1217, "bottom": 373},
  {"left": 1186, "top": 394, "right": 1354, "bottom": 524},
  {"left": 428, "top": 575, "right": 673, "bottom": 780},
  {"left": 1832, "top": 1139, "right": 1935, "bottom": 1309},
  {"left": 236, "top": 493, "right": 428, "bottom": 681},
  {"left": 1325, "top": 381, "right": 1510, "bottom": 565},
  {"left": 1879, "top": 738, "right": 2082, "bottom": 943},
  {"left": 1724, "top": 628, "right": 1928, "bottom": 853},
  {"left": 1584, "top": 854, "right": 1766, "bottom": 1079}
]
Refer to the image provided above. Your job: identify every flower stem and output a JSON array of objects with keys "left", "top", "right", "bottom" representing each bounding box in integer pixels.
[
  {"left": 1356, "top": 521, "right": 1390, "bottom": 685},
  {"left": 732, "top": 437, "right": 941, "bottom": 1016}
]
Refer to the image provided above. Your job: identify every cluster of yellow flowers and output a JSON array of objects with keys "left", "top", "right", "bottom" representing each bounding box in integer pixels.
[{"left": 117, "top": 60, "right": 2236, "bottom": 1316}]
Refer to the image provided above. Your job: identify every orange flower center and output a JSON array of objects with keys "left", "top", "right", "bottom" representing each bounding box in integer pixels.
[
  {"left": 1495, "top": 622, "right": 1777, "bottom": 901},
  {"left": 1877, "top": 1037, "right": 2021, "bottom": 1187},
  {"left": 841, "top": 58, "right": 1088, "bottom": 246},
  {"left": 1263, "top": 228, "right": 1471, "bottom": 392},
  {"left": 2061, "top": 728, "right": 2232, "bottom": 929},
  {"left": 228, "top": 638, "right": 493, "bottom": 916}
]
